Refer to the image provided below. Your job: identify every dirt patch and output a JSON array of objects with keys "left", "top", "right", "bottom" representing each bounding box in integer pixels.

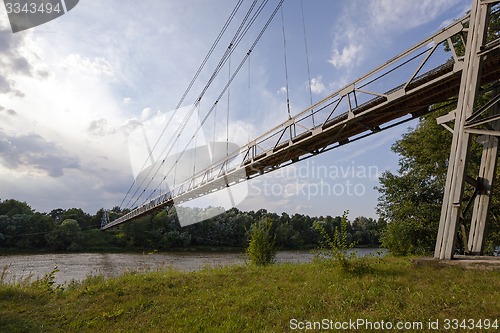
[{"left": 413, "top": 255, "right": 500, "bottom": 271}]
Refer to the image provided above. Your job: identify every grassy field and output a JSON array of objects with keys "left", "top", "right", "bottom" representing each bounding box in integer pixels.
[{"left": 0, "top": 257, "right": 499, "bottom": 332}]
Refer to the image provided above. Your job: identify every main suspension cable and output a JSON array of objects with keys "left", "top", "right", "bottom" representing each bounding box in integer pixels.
[
  {"left": 280, "top": 5, "right": 291, "bottom": 119},
  {"left": 300, "top": 0, "right": 314, "bottom": 125},
  {"left": 142, "top": 0, "right": 286, "bottom": 206},
  {"left": 131, "top": 1, "right": 261, "bottom": 208},
  {"left": 120, "top": 0, "right": 245, "bottom": 209},
  {"left": 227, "top": 55, "right": 231, "bottom": 156}
]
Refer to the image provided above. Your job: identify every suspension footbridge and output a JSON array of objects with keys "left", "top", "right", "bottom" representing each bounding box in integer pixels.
[{"left": 102, "top": 0, "right": 500, "bottom": 260}]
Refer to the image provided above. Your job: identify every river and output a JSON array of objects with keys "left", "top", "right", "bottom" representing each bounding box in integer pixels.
[{"left": 0, "top": 248, "right": 385, "bottom": 285}]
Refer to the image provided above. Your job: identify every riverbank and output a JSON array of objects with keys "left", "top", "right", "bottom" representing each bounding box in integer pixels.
[
  {"left": 0, "top": 249, "right": 384, "bottom": 285},
  {"left": 0, "top": 244, "right": 323, "bottom": 256},
  {"left": 1, "top": 257, "right": 498, "bottom": 332},
  {"left": 0, "top": 245, "right": 247, "bottom": 255}
]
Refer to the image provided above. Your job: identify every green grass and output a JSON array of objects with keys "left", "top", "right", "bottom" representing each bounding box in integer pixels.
[{"left": 0, "top": 257, "right": 498, "bottom": 332}]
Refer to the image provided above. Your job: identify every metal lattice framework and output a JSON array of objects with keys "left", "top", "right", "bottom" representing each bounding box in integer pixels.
[
  {"left": 103, "top": 0, "right": 500, "bottom": 261},
  {"left": 435, "top": 0, "right": 500, "bottom": 259}
]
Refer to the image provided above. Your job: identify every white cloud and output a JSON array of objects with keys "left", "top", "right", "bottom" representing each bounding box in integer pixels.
[
  {"left": 141, "top": 107, "right": 153, "bottom": 121},
  {"left": 61, "top": 54, "right": 114, "bottom": 76},
  {"left": 0, "top": 107, "right": 17, "bottom": 116},
  {"left": 0, "top": 129, "right": 80, "bottom": 177},
  {"left": 327, "top": 0, "right": 464, "bottom": 72},
  {"left": 328, "top": 43, "right": 362, "bottom": 69},
  {"left": 119, "top": 118, "right": 143, "bottom": 136},
  {"left": 0, "top": 13, "right": 35, "bottom": 97},
  {"left": 295, "top": 205, "right": 312, "bottom": 213},
  {"left": 236, "top": 192, "right": 292, "bottom": 215},
  {"left": 0, "top": 7, "right": 134, "bottom": 212},
  {"left": 369, "top": 0, "right": 462, "bottom": 31},
  {"left": 88, "top": 118, "right": 112, "bottom": 136},
  {"left": 277, "top": 86, "right": 287, "bottom": 95},
  {"left": 309, "top": 76, "right": 326, "bottom": 94},
  {"left": 217, "top": 119, "right": 256, "bottom": 148}
]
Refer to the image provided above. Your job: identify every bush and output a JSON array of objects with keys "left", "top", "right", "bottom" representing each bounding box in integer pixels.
[
  {"left": 314, "top": 211, "right": 355, "bottom": 268},
  {"left": 314, "top": 211, "right": 373, "bottom": 274},
  {"left": 381, "top": 216, "right": 437, "bottom": 256},
  {"left": 246, "top": 218, "right": 276, "bottom": 266}
]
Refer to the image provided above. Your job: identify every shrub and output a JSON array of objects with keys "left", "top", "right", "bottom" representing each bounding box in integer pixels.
[
  {"left": 314, "top": 211, "right": 373, "bottom": 273},
  {"left": 246, "top": 218, "right": 276, "bottom": 266}
]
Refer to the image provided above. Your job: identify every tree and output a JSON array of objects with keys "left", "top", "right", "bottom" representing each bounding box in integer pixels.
[
  {"left": 49, "top": 208, "right": 64, "bottom": 224},
  {"left": 376, "top": 107, "right": 453, "bottom": 255},
  {"left": 46, "top": 219, "right": 83, "bottom": 251},
  {"left": 0, "top": 199, "right": 33, "bottom": 216},
  {"left": 351, "top": 216, "right": 384, "bottom": 246},
  {"left": 62, "top": 208, "right": 93, "bottom": 229}
]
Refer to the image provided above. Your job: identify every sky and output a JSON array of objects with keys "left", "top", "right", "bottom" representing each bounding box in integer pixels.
[{"left": 0, "top": 0, "right": 472, "bottom": 220}]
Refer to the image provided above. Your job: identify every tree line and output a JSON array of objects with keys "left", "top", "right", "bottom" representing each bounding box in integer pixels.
[{"left": 0, "top": 199, "right": 386, "bottom": 252}]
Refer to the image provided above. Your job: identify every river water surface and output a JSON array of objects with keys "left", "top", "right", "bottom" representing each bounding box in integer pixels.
[{"left": 0, "top": 248, "right": 385, "bottom": 285}]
